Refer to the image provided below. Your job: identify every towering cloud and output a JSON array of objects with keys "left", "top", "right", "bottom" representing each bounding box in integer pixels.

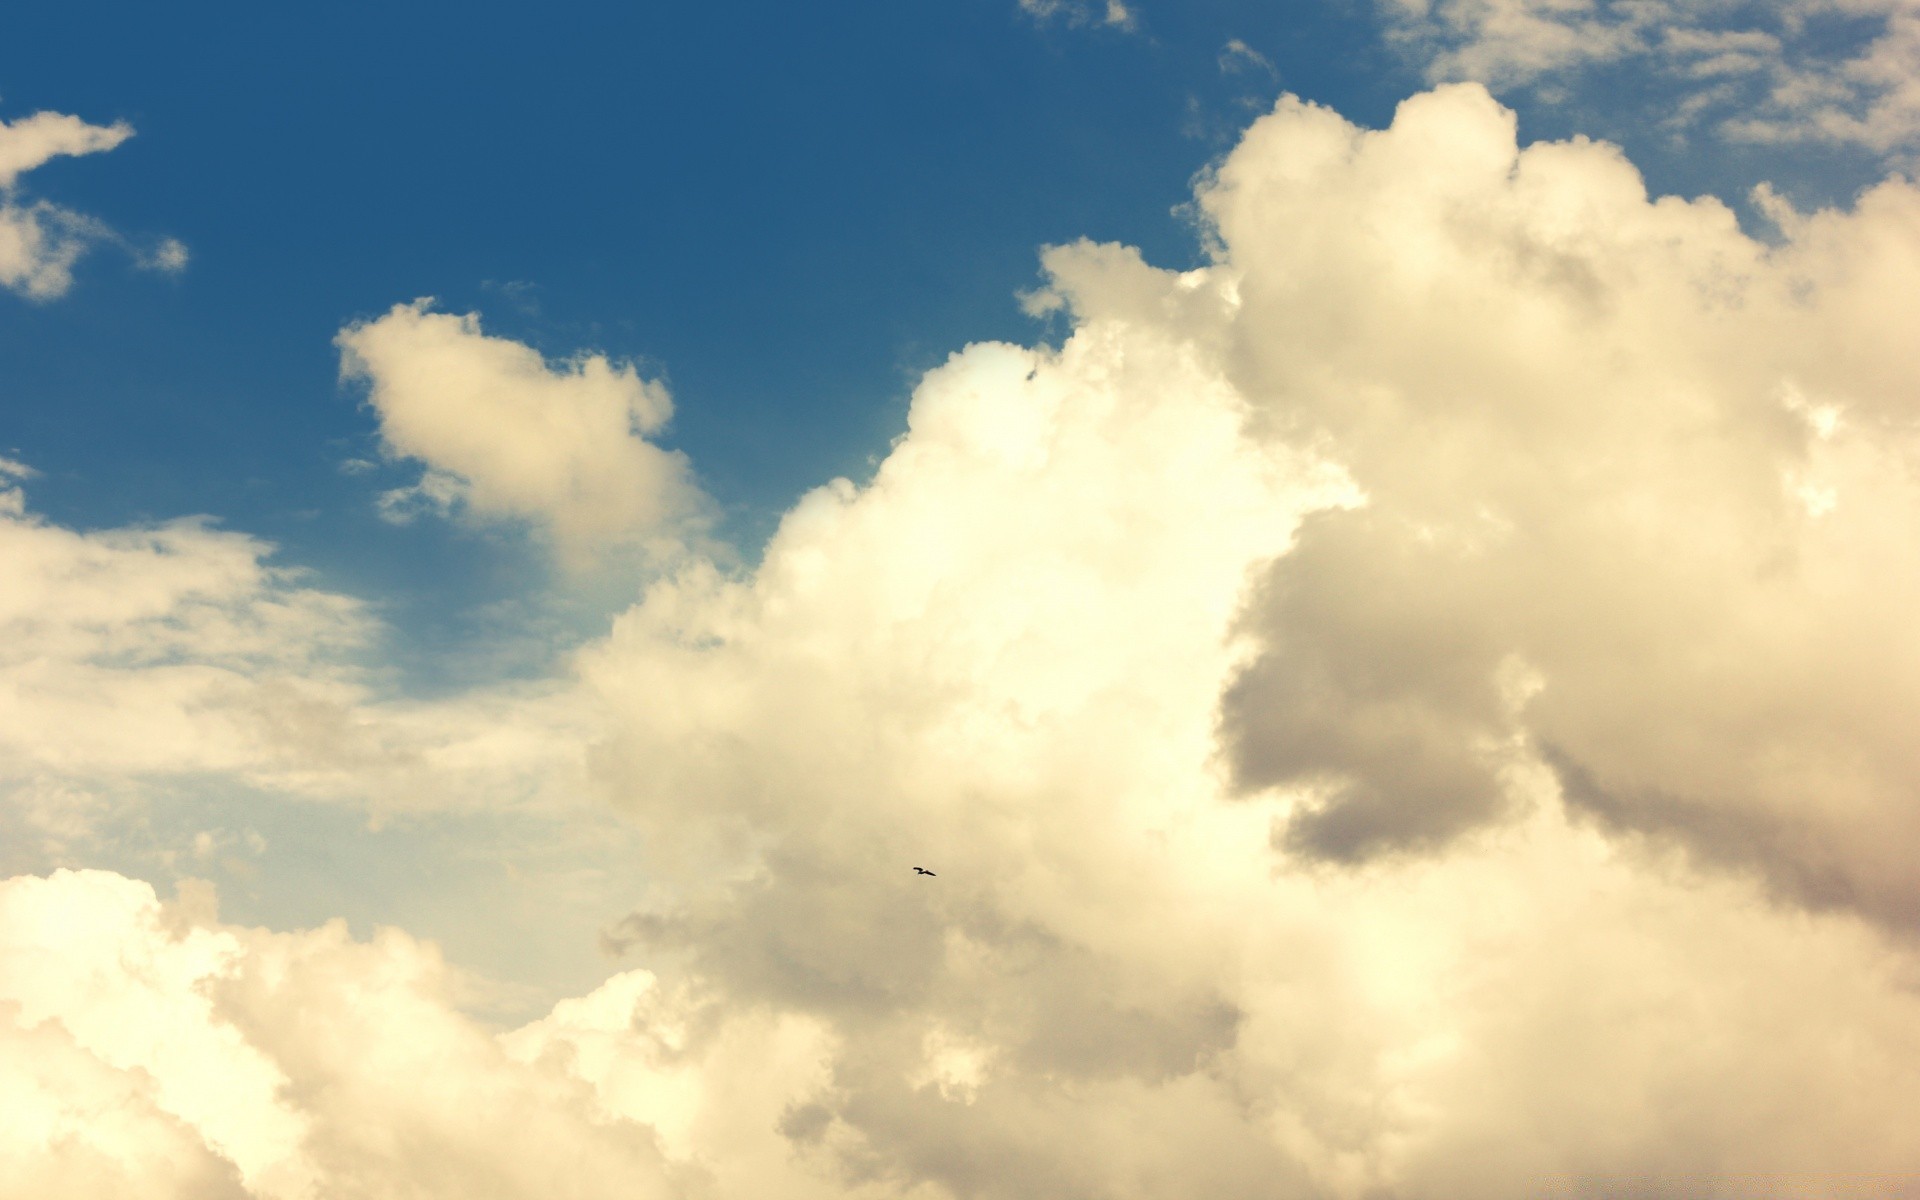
[
  {"left": 570, "top": 83, "right": 1920, "bottom": 1194},
  {"left": 12, "top": 81, "right": 1920, "bottom": 1197},
  {"left": 337, "top": 302, "right": 706, "bottom": 563}
]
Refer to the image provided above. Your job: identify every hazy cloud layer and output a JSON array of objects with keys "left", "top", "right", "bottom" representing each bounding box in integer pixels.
[
  {"left": 1381, "top": 0, "right": 1920, "bottom": 157},
  {"left": 337, "top": 301, "right": 707, "bottom": 563},
  {"left": 12, "top": 82, "right": 1920, "bottom": 1197},
  {"left": 0, "top": 106, "right": 183, "bottom": 299},
  {"left": 0, "top": 461, "right": 599, "bottom": 852}
]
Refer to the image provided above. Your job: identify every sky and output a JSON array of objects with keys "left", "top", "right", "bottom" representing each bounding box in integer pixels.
[{"left": 5, "top": 1, "right": 1920, "bottom": 1197}]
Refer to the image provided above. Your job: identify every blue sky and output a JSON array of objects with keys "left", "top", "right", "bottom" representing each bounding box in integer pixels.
[
  {"left": 8, "top": 3, "right": 1920, "bottom": 1196},
  {"left": 3, "top": 2, "right": 1385, "bottom": 591},
  {"left": 4, "top": 0, "right": 1894, "bottom": 632}
]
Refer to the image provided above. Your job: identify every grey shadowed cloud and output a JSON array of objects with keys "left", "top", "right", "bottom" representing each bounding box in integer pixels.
[{"left": 1202, "top": 84, "right": 1920, "bottom": 931}]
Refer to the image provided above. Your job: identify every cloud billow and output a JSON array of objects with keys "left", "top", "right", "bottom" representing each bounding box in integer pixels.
[
  {"left": 1200, "top": 85, "right": 1920, "bottom": 927},
  {"left": 11, "top": 81, "right": 1920, "bottom": 1198},
  {"left": 550, "top": 86, "right": 1920, "bottom": 1192}
]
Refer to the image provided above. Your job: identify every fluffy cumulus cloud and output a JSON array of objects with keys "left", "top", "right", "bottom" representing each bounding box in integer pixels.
[
  {"left": 15, "top": 82, "right": 1920, "bottom": 1197},
  {"left": 566, "top": 89, "right": 1920, "bottom": 1190},
  {"left": 0, "top": 105, "right": 184, "bottom": 299},
  {"left": 1381, "top": 0, "right": 1920, "bottom": 157},
  {"left": 1203, "top": 85, "right": 1920, "bottom": 927},
  {"left": 337, "top": 301, "right": 707, "bottom": 562},
  {"left": 0, "top": 871, "right": 684, "bottom": 1200}
]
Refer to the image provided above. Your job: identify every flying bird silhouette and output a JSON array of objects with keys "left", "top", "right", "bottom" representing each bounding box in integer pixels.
[{"left": 913, "top": 867, "right": 936, "bottom": 876}]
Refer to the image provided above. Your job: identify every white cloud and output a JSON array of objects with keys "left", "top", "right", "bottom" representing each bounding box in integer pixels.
[
  {"left": 1, "top": 869, "right": 961, "bottom": 1200},
  {"left": 12, "top": 749, "right": 1920, "bottom": 1197},
  {"left": 567, "top": 83, "right": 1920, "bottom": 1194},
  {"left": 14, "top": 81, "right": 1920, "bottom": 1197},
  {"left": 0, "top": 1015, "right": 250, "bottom": 1200},
  {"left": 337, "top": 301, "right": 707, "bottom": 564},
  {"left": 0, "top": 201, "right": 107, "bottom": 299},
  {"left": 140, "top": 235, "right": 190, "bottom": 273},
  {"left": 0, "top": 106, "right": 181, "bottom": 300},
  {"left": 1380, "top": 0, "right": 1920, "bottom": 158}
]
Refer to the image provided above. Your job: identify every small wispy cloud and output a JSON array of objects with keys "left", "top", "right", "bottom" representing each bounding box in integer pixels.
[
  {"left": 1219, "top": 37, "right": 1277, "bottom": 77},
  {"left": 1378, "top": 0, "right": 1920, "bottom": 163},
  {"left": 1017, "top": 0, "right": 1138, "bottom": 33},
  {"left": 138, "top": 236, "right": 189, "bottom": 274},
  {"left": 0, "top": 107, "right": 185, "bottom": 300}
]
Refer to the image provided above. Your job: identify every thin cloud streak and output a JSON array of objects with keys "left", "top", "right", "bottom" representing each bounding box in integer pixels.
[
  {"left": 1017, "top": 0, "right": 1139, "bottom": 33},
  {"left": 1380, "top": 0, "right": 1920, "bottom": 160}
]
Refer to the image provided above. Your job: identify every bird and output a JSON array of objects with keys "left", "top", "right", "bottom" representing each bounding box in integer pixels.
[{"left": 913, "top": 867, "right": 936, "bottom": 876}]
